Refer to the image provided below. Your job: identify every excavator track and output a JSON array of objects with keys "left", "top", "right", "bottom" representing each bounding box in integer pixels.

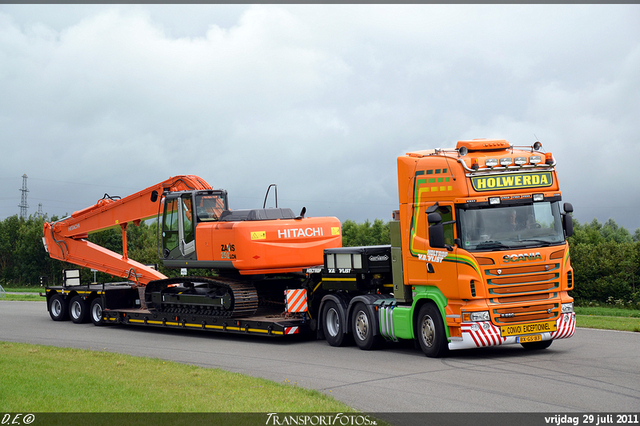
[{"left": 144, "top": 276, "right": 258, "bottom": 318}]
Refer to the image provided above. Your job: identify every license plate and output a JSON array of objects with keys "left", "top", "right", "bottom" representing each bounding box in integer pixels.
[
  {"left": 518, "top": 334, "right": 542, "bottom": 343},
  {"left": 500, "top": 320, "right": 557, "bottom": 337}
]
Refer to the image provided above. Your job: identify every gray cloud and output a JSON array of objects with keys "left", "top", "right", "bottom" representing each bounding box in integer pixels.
[{"left": 1, "top": 4, "right": 639, "bottom": 231}]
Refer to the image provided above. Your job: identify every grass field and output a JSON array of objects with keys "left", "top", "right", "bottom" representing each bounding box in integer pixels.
[
  {"left": 0, "top": 341, "right": 353, "bottom": 413},
  {"left": 574, "top": 306, "right": 640, "bottom": 332},
  {"left": 2, "top": 286, "right": 43, "bottom": 293}
]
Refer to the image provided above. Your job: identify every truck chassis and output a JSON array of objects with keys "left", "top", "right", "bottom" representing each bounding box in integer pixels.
[{"left": 45, "top": 283, "right": 311, "bottom": 337}]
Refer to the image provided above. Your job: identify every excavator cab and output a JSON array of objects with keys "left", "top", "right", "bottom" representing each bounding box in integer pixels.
[{"left": 161, "top": 190, "right": 228, "bottom": 261}]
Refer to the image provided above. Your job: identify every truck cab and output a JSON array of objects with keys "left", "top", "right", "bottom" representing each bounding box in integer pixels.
[{"left": 391, "top": 139, "right": 576, "bottom": 355}]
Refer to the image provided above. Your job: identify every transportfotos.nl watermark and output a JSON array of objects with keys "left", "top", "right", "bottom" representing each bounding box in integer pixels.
[{"left": 265, "top": 413, "right": 377, "bottom": 426}]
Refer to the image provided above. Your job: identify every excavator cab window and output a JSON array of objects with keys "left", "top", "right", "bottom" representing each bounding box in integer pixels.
[
  {"left": 195, "top": 193, "right": 227, "bottom": 222},
  {"left": 182, "top": 196, "right": 194, "bottom": 247},
  {"left": 163, "top": 198, "right": 180, "bottom": 255},
  {"left": 162, "top": 193, "right": 196, "bottom": 259}
]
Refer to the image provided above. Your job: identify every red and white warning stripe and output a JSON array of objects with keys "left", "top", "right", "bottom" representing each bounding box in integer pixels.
[
  {"left": 551, "top": 313, "right": 576, "bottom": 339},
  {"left": 462, "top": 321, "right": 507, "bottom": 347},
  {"left": 285, "top": 289, "right": 308, "bottom": 313},
  {"left": 284, "top": 326, "right": 299, "bottom": 335}
]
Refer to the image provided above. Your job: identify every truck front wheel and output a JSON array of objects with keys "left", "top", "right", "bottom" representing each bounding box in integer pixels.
[
  {"left": 416, "top": 303, "right": 448, "bottom": 358},
  {"left": 322, "top": 300, "right": 351, "bottom": 347},
  {"left": 49, "top": 294, "right": 69, "bottom": 321},
  {"left": 351, "top": 303, "right": 382, "bottom": 350}
]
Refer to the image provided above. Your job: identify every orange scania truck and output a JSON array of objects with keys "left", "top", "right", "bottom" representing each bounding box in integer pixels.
[
  {"left": 42, "top": 139, "right": 575, "bottom": 357},
  {"left": 379, "top": 139, "right": 576, "bottom": 356}
]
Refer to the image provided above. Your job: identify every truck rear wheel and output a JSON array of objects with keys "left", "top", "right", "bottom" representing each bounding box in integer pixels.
[
  {"left": 322, "top": 300, "right": 351, "bottom": 347},
  {"left": 90, "top": 298, "right": 106, "bottom": 326},
  {"left": 49, "top": 294, "right": 69, "bottom": 321},
  {"left": 70, "top": 296, "right": 89, "bottom": 324},
  {"left": 416, "top": 303, "right": 448, "bottom": 358},
  {"left": 351, "top": 303, "right": 382, "bottom": 350}
]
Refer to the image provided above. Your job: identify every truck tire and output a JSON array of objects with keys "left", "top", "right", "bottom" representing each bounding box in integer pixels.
[
  {"left": 521, "top": 340, "right": 552, "bottom": 350},
  {"left": 416, "top": 303, "right": 448, "bottom": 358},
  {"left": 351, "top": 302, "right": 382, "bottom": 350},
  {"left": 90, "top": 298, "right": 106, "bottom": 326},
  {"left": 69, "top": 296, "right": 89, "bottom": 324},
  {"left": 49, "top": 294, "right": 69, "bottom": 321},
  {"left": 322, "top": 300, "right": 351, "bottom": 347}
]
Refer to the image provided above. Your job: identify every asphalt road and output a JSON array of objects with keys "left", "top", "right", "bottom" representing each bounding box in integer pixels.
[{"left": 2, "top": 301, "right": 639, "bottom": 414}]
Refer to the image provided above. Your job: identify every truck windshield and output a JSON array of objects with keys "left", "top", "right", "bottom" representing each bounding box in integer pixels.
[{"left": 458, "top": 201, "right": 565, "bottom": 251}]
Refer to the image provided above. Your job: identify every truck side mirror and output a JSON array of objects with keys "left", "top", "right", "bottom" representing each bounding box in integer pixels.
[
  {"left": 428, "top": 212, "right": 446, "bottom": 249},
  {"left": 562, "top": 202, "right": 573, "bottom": 238},
  {"left": 427, "top": 212, "right": 442, "bottom": 224}
]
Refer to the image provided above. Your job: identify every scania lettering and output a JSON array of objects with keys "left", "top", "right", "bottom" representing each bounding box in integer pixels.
[
  {"left": 503, "top": 252, "right": 543, "bottom": 262},
  {"left": 42, "top": 139, "right": 575, "bottom": 358}
]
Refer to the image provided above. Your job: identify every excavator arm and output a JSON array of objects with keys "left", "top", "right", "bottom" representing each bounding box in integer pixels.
[{"left": 42, "top": 175, "right": 212, "bottom": 286}]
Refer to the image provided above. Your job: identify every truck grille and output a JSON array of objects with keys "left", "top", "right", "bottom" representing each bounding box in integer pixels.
[{"left": 484, "top": 263, "right": 560, "bottom": 324}]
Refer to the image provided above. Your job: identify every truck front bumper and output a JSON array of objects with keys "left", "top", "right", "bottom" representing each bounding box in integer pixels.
[{"left": 448, "top": 312, "right": 576, "bottom": 351}]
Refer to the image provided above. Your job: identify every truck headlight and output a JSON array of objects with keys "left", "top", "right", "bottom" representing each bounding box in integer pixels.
[
  {"left": 561, "top": 302, "right": 574, "bottom": 314},
  {"left": 463, "top": 311, "right": 490, "bottom": 322}
]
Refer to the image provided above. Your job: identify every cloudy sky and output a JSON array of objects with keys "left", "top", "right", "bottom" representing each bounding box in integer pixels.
[{"left": 1, "top": 4, "right": 639, "bottom": 232}]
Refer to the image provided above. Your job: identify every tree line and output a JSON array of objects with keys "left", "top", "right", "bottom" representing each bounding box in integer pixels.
[{"left": 1, "top": 214, "right": 638, "bottom": 308}]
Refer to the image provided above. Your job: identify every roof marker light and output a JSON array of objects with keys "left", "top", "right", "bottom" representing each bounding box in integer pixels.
[
  {"left": 471, "top": 158, "right": 479, "bottom": 170},
  {"left": 545, "top": 152, "right": 554, "bottom": 164}
]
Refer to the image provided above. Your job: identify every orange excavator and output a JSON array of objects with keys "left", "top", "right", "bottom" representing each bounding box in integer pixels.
[{"left": 42, "top": 175, "right": 341, "bottom": 317}]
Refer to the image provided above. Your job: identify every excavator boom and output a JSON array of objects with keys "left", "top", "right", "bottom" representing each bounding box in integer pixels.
[{"left": 42, "top": 175, "right": 212, "bottom": 285}]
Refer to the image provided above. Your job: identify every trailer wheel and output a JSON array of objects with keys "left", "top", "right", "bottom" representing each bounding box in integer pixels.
[
  {"left": 351, "top": 303, "right": 382, "bottom": 350},
  {"left": 90, "top": 298, "right": 106, "bottom": 326},
  {"left": 521, "top": 340, "right": 552, "bottom": 350},
  {"left": 49, "top": 294, "right": 69, "bottom": 321},
  {"left": 70, "top": 296, "right": 89, "bottom": 324},
  {"left": 416, "top": 303, "right": 448, "bottom": 358},
  {"left": 322, "top": 300, "right": 351, "bottom": 347}
]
